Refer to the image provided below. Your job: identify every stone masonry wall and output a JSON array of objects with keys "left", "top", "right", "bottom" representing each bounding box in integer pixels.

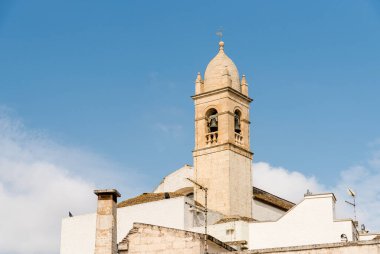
[{"left": 118, "top": 223, "right": 234, "bottom": 254}]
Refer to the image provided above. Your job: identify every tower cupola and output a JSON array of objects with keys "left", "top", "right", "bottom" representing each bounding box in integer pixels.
[{"left": 203, "top": 41, "right": 241, "bottom": 92}]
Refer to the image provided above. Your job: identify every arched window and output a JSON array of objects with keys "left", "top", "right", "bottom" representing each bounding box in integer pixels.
[
  {"left": 234, "top": 110, "right": 241, "bottom": 133},
  {"left": 206, "top": 108, "right": 218, "bottom": 133}
]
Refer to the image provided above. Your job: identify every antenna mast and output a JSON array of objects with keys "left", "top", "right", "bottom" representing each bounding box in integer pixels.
[
  {"left": 187, "top": 178, "right": 208, "bottom": 254},
  {"left": 345, "top": 188, "right": 357, "bottom": 223}
]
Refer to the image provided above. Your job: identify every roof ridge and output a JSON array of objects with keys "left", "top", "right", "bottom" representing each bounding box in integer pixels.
[{"left": 252, "top": 186, "right": 295, "bottom": 211}]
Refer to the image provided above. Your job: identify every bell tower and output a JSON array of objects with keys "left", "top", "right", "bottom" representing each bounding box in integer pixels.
[{"left": 192, "top": 41, "right": 253, "bottom": 218}]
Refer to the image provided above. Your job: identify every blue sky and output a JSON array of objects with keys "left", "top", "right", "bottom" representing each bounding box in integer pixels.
[
  {"left": 1, "top": 0, "right": 380, "bottom": 193},
  {"left": 1, "top": 1, "right": 380, "bottom": 253}
]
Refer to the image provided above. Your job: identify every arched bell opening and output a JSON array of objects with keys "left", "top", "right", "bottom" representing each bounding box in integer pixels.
[
  {"left": 206, "top": 108, "right": 218, "bottom": 133},
  {"left": 205, "top": 108, "right": 218, "bottom": 145},
  {"left": 234, "top": 110, "right": 241, "bottom": 134}
]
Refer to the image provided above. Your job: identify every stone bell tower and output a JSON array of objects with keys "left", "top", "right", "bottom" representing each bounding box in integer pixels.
[{"left": 192, "top": 41, "right": 253, "bottom": 218}]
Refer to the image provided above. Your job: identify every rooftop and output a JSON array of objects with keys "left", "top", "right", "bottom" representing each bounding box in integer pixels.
[{"left": 252, "top": 186, "right": 295, "bottom": 211}]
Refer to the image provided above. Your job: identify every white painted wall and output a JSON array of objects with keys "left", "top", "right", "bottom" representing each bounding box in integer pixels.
[
  {"left": 153, "top": 165, "right": 193, "bottom": 193},
  {"left": 192, "top": 220, "right": 250, "bottom": 244},
  {"left": 249, "top": 193, "right": 356, "bottom": 249},
  {"left": 359, "top": 233, "right": 380, "bottom": 241},
  {"left": 117, "top": 196, "right": 189, "bottom": 243},
  {"left": 60, "top": 213, "right": 96, "bottom": 254},
  {"left": 61, "top": 181, "right": 360, "bottom": 253},
  {"left": 252, "top": 199, "right": 286, "bottom": 221},
  {"left": 60, "top": 196, "right": 192, "bottom": 254},
  {"left": 192, "top": 193, "right": 357, "bottom": 251}
]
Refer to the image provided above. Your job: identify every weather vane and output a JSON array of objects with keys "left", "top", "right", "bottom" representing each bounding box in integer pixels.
[{"left": 216, "top": 27, "right": 223, "bottom": 41}]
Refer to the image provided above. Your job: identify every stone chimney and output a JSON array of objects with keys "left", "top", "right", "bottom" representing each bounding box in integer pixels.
[{"left": 94, "top": 189, "right": 121, "bottom": 254}]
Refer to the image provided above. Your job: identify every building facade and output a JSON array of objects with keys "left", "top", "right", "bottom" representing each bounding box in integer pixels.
[{"left": 60, "top": 41, "right": 380, "bottom": 254}]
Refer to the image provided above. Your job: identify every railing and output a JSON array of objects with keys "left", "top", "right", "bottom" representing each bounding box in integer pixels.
[
  {"left": 235, "top": 132, "right": 243, "bottom": 145},
  {"left": 206, "top": 132, "right": 218, "bottom": 145}
]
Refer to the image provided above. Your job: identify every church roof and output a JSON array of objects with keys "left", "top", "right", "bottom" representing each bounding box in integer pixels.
[
  {"left": 203, "top": 41, "right": 241, "bottom": 92},
  {"left": 117, "top": 191, "right": 185, "bottom": 208},
  {"left": 118, "top": 186, "right": 294, "bottom": 213},
  {"left": 215, "top": 215, "right": 256, "bottom": 224},
  {"left": 252, "top": 186, "right": 295, "bottom": 211}
]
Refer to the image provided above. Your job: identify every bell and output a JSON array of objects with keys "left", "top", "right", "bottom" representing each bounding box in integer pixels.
[
  {"left": 235, "top": 123, "right": 241, "bottom": 133},
  {"left": 209, "top": 115, "right": 218, "bottom": 132},
  {"left": 235, "top": 116, "right": 241, "bottom": 133},
  {"left": 210, "top": 118, "right": 218, "bottom": 128}
]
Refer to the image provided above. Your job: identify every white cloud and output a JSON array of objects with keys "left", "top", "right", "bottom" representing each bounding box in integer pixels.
[
  {"left": 0, "top": 109, "right": 129, "bottom": 254},
  {"left": 253, "top": 162, "right": 326, "bottom": 203},
  {"left": 253, "top": 147, "right": 380, "bottom": 232},
  {"left": 0, "top": 162, "right": 94, "bottom": 254}
]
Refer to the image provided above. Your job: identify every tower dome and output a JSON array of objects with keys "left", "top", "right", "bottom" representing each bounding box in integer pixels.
[{"left": 203, "top": 41, "right": 241, "bottom": 92}]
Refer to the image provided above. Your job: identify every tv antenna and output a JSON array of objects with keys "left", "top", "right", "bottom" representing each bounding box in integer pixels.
[
  {"left": 186, "top": 178, "right": 208, "bottom": 254},
  {"left": 216, "top": 27, "right": 223, "bottom": 41},
  {"left": 345, "top": 188, "right": 357, "bottom": 222}
]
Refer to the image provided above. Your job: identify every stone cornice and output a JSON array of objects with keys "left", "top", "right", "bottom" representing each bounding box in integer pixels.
[
  {"left": 193, "top": 142, "right": 253, "bottom": 159},
  {"left": 192, "top": 87, "right": 253, "bottom": 103}
]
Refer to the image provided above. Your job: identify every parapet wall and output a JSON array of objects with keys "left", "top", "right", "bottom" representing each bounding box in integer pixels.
[{"left": 222, "top": 239, "right": 380, "bottom": 254}]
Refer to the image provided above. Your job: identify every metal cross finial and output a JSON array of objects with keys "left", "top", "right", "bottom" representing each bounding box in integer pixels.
[{"left": 216, "top": 27, "right": 223, "bottom": 41}]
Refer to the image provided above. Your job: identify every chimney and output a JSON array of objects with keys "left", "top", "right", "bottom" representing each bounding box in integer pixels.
[{"left": 94, "top": 189, "right": 121, "bottom": 254}]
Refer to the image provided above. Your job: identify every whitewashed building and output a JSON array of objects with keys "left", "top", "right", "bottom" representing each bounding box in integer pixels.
[{"left": 60, "top": 41, "right": 380, "bottom": 254}]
